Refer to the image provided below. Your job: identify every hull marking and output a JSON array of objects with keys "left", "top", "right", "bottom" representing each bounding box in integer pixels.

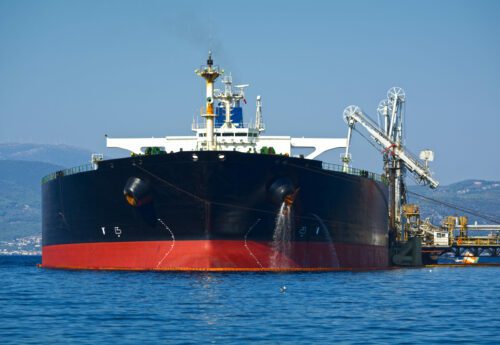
[
  {"left": 156, "top": 218, "right": 175, "bottom": 268},
  {"left": 244, "top": 218, "right": 263, "bottom": 268}
]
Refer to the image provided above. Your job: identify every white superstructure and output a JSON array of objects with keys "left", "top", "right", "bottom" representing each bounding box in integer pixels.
[{"left": 107, "top": 53, "right": 347, "bottom": 160}]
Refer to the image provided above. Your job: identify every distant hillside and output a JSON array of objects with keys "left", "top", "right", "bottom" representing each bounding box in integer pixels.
[
  {"left": 0, "top": 143, "right": 92, "bottom": 168},
  {"left": 0, "top": 143, "right": 124, "bottom": 243},
  {"left": 0, "top": 160, "right": 62, "bottom": 241},
  {"left": 408, "top": 180, "right": 500, "bottom": 225}
]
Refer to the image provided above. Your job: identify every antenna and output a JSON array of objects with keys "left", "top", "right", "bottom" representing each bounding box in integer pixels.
[
  {"left": 213, "top": 74, "right": 249, "bottom": 128},
  {"left": 255, "top": 95, "right": 265, "bottom": 132},
  {"left": 235, "top": 84, "right": 249, "bottom": 102}
]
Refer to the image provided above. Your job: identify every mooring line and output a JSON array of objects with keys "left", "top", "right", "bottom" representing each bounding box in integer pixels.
[
  {"left": 134, "top": 163, "right": 358, "bottom": 225},
  {"left": 134, "top": 164, "right": 205, "bottom": 202}
]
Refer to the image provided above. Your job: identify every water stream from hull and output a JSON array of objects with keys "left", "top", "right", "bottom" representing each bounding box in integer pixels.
[
  {"left": 311, "top": 213, "right": 340, "bottom": 268},
  {"left": 271, "top": 202, "right": 293, "bottom": 268}
]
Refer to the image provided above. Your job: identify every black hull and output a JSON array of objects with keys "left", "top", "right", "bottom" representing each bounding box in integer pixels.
[{"left": 42, "top": 151, "right": 389, "bottom": 270}]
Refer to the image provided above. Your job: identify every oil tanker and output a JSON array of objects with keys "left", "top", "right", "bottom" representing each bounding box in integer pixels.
[{"left": 41, "top": 54, "right": 389, "bottom": 271}]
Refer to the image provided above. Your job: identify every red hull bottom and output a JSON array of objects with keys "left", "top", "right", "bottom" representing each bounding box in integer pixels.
[{"left": 42, "top": 240, "right": 389, "bottom": 271}]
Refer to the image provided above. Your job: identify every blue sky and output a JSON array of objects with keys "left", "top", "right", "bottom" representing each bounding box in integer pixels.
[{"left": 0, "top": 0, "right": 499, "bottom": 184}]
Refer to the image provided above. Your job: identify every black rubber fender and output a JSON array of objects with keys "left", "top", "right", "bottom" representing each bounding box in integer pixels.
[
  {"left": 268, "top": 177, "right": 295, "bottom": 205},
  {"left": 123, "top": 177, "right": 152, "bottom": 207}
]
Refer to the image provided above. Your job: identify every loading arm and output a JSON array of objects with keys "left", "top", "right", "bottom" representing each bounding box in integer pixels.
[{"left": 343, "top": 106, "right": 439, "bottom": 188}]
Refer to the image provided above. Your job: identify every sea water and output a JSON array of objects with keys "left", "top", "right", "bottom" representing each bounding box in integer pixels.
[{"left": 1, "top": 256, "right": 499, "bottom": 344}]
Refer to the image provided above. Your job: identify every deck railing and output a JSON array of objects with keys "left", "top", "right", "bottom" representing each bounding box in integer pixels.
[
  {"left": 41, "top": 158, "right": 384, "bottom": 185},
  {"left": 321, "top": 162, "right": 385, "bottom": 183},
  {"left": 454, "top": 237, "right": 500, "bottom": 246},
  {"left": 41, "top": 163, "right": 96, "bottom": 184}
]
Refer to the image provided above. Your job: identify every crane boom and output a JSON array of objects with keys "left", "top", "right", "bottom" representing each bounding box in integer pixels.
[{"left": 344, "top": 106, "right": 439, "bottom": 189}]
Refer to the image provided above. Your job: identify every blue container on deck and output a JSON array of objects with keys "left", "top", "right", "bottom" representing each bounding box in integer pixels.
[{"left": 215, "top": 104, "right": 243, "bottom": 127}]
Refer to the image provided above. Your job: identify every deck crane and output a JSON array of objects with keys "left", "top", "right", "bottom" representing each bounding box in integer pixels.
[{"left": 341, "top": 87, "right": 439, "bottom": 241}]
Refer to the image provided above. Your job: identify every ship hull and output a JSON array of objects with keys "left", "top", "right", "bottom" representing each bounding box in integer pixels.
[
  {"left": 42, "top": 241, "right": 389, "bottom": 271},
  {"left": 42, "top": 151, "right": 389, "bottom": 271}
]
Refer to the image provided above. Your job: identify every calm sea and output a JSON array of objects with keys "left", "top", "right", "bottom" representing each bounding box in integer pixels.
[{"left": 1, "top": 255, "right": 499, "bottom": 344}]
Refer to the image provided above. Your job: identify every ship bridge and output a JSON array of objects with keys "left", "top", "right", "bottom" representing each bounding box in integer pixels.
[{"left": 107, "top": 53, "right": 347, "bottom": 160}]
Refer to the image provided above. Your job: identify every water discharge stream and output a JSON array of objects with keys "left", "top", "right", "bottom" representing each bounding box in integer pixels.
[{"left": 271, "top": 202, "right": 293, "bottom": 268}]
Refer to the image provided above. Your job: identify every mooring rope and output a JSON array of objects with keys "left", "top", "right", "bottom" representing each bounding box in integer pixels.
[
  {"left": 132, "top": 162, "right": 350, "bottom": 224},
  {"left": 407, "top": 190, "right": 500, "bottom": 224}
]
